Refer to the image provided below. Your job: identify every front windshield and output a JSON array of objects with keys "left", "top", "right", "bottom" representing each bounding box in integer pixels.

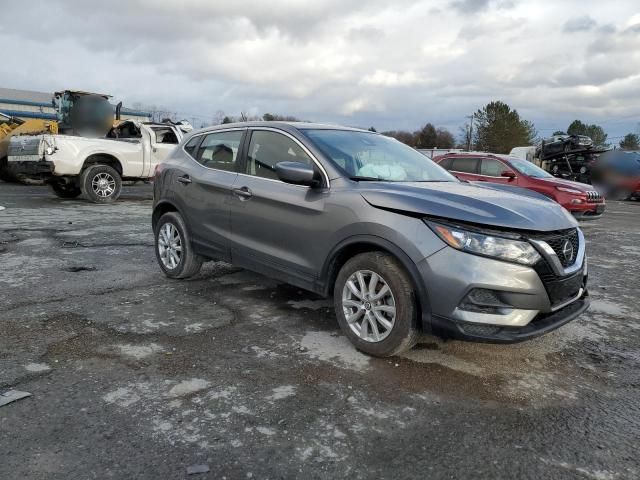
[
  {"left": 303, "top": 129, "right": 457, "bottom": 182},
  {"left": 507, "top": 157, "right": 553, "bottom": 178}
]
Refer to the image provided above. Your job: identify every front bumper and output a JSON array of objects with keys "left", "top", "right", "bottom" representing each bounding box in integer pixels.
[
  {"left": 431, "top": 292, "right": 589, "bottom": 343},
  {"left": 418, "top": 240, "right": 588, "bottom": 343},
  {"left": 570, "top": 203, "right": 605, "bottom": 220}
]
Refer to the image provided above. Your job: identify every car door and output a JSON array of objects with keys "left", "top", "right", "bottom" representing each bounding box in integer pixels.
[
  {"left": 145, "top": 126, "right": 181, "bottom": 177},
  {"left": 448, "top": 156, "right": 480, "bottom": 181},
  {"left": 176, "top": 129, "right": 245, "bottom": 262},
  {"left": 228, "top": 128, "right": 329, "bottom": 288},
  {"left": 478, "top": 157, "right": 516, "bottom": 184}
]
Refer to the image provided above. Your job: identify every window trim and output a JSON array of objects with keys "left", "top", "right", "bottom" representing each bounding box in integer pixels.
[
  {"left": 238, "top": 127, "right": 330, "bottom": 188},
  {"left": 181, "top": 127, "right": 247, "bottom": 173}
]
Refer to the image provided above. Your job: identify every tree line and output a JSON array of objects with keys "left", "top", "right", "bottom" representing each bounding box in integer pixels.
[{"left": 138, "top": 101, "right": 638, "bottom": 153}]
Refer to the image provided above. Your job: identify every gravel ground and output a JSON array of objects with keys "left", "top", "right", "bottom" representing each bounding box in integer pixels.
[{"left": 1, "top": 182, "right": 639, "bottom": 479}]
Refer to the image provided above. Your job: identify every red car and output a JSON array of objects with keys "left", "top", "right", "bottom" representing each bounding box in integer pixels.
[{"left": 434, "top": 153, "right": 605, "bottom": 219}]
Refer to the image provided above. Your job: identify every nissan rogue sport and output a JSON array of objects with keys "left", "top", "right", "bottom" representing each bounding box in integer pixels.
[{"left": 152, "top": 122, "right": 589, "bottom": 357}]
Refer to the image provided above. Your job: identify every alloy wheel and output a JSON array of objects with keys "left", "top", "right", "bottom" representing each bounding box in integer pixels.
[
  {"left": 342, "top": 270, "right": 396, "bottom": 342},
  {"left": 158, "top": 223, "right": 182, "bottom": 269},
  {"left": 91, "top": 172, "right": 116, "bottom": 198}
]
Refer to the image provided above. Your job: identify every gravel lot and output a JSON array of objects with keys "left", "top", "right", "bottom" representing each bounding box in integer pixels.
[{"left": 1, "top": 182, "right": 639, "bottom": 479}]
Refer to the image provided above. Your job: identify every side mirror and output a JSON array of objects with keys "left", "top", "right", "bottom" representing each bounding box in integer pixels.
[
  {"left": 501, "top": 170, "right": 516, "bottom": 179},
  {"left": 275, "top": 161, "right": 319, "bottom": 187}
]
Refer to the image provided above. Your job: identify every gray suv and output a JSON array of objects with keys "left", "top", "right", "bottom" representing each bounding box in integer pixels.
[{"left": 152, "top": 122, "right": 589, "bottom": 356}]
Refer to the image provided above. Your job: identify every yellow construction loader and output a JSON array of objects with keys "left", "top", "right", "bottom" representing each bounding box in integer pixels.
[{"left": 0, "top": 90, "right": 121, "bottom": 182}]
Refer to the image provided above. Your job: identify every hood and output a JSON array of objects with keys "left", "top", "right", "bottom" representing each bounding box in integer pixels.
[
  {"left": 359, "top": 181, "right": 577, "bottom": 232},
  {"left": 534, "top": 177, "right": 594, "bottom": 192}
]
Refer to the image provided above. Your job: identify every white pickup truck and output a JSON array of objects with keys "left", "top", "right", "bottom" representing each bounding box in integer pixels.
[{"left": 7, "top": 120, "right": 185, "bottom": 202}]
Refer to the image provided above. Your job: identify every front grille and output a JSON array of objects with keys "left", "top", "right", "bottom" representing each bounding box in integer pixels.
[
  {"left": 586, "top": 191, "right": 603, "bottom": 203},
  {"left": 533, "top": 228, "right": 579, "bottom": 267},
  {"left": 544, "top": 271, "right": 584, "bottom": 305},
  {"left": 530, "top": 228, "right": 584, "bottom": 308}
]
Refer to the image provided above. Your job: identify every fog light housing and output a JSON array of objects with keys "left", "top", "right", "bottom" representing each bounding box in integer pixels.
[{"left": 459, "top": 288, "right": 512, "bottom": 314}]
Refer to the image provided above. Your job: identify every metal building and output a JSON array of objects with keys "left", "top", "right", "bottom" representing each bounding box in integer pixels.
[{"left": 0, "top": 87, "right": 150, "bottom": 122}]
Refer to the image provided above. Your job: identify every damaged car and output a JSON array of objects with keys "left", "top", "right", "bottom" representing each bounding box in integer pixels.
[
  {"left": 152, "top": 122, "right": 590, "bottom": 356},
  {"left": 538, "top": 134, "right": 593, "bottom": 160}
]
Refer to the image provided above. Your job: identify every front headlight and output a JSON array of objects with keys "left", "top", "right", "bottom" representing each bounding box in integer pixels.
[{"left": 427, "top": 221, "right": 541, "bottom": 265}]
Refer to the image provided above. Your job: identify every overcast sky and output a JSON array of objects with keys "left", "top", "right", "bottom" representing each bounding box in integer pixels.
[{"left": 1, "top": 0, "right": 639, "bottom": 140}]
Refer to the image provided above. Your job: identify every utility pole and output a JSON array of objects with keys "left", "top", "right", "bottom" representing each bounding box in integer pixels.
[{"left": 466, "top": 114, "right": 474, "bottom": 151}]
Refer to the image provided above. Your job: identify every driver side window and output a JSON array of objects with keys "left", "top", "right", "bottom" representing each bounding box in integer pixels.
[
  {"left": 480, "top": 158, "right": 508, "bottom": 177},
  {"left": 246, "top": 131, "right": 313, "bottom": 180}
]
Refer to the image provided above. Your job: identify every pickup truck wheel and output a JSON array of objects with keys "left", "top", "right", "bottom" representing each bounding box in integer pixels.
[
  {"left": 334, "top": 252, "right": 419, "bottom": 357},
  {"left": 50, "top": 181, "right": 81, "bottom": 199},
  {"left": 0, "top": 157, "right": 18, "bottom": 183},
  {"left": 155, "top": 212, "right": 203, "bottom": 279},
  {"left": 81, "top": 164, "right": 122, "bottom": 203}
]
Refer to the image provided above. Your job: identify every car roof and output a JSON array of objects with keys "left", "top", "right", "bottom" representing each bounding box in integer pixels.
[
  {"left": 437, "top": 152, "right": 527, "bottom": 163},
  {"left": 197, "top": 121, "right": 375, "bottom": 135}
]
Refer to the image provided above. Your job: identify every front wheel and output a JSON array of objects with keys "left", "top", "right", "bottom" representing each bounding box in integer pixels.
[
  {"left": 334, "top": 252, "right": 419, "bottom": 357},
  {"left": 155, "top": 212, "right": 203, "bottom": 279},
  {"left": 81, "top": 164, "right": 122, "bottom": 203}
]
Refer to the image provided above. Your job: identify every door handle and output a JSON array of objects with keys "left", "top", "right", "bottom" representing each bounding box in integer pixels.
[
  {"left": 177, "top": 175, "right": 192, "bottom": 184},
  {"left": 233, "top": 186, "right": 253, "bottom": 200}
]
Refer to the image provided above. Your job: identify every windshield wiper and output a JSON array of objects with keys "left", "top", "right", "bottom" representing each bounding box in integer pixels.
[{"left": 349, "top": 176, "right": 386, "bottom": 181}]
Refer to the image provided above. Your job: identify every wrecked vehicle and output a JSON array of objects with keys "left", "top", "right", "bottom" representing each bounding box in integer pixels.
[
  {"left": 537, "top": 134, "right": 593, "bottom": 160},
  {"left": 7, "top": 120, "right": 184, "bottom": 202},
  {"left": 152, "top": 122, "right": 590, "bottom": 356}
]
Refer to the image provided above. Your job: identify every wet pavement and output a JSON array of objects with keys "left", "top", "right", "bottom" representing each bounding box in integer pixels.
[{"left": 1, "top": 182, "right": 639, "bottom": 479}]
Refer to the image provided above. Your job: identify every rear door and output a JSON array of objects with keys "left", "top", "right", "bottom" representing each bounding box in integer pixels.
[
  {"left": 176, "top": 128, "right": 246, "bottom": 261},
  {"left": 447, "top": 156, "right": 480, "bottom": 181},
  {"left": 228, "top": 128, "right": 329, "bottom": 288}
]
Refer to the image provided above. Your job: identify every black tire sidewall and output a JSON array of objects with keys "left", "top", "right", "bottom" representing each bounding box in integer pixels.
[
  {"left": 333, "top": 252, "right": 417, "bottom": 357},
  {"left": 154, "top": 212, "right": 200, "bottom": 279},
  {"left": 50, "top": 182, "right": 81, "bottom": 198},
  {"left": 81, "top": 165, "right": 122, "bottom": 203}
]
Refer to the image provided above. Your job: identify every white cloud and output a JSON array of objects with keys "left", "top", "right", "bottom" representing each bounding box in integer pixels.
[{"left": 0, "top": 0, "right": 638, "bottom": 136}]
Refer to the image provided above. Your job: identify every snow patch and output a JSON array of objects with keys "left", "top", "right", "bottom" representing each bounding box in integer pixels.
[
  {"left": 115, "top": 343, "right": 164, "bottom": 359},
  {"left": 168, "top": 379, "right": 211, "bottom": 397},
  {"left": 24, "top": 362, "right": 51, "bottom": 373},
  {"left": 300, "top": 331, "right": 370, "bottom": 370},
  {"left": 267, "top": 385, "right": 296, "bottom": 401}
]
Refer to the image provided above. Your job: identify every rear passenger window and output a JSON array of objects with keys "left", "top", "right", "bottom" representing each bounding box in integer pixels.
[
  {"left": 194, "top": 131, "right": 243, "bottom": 172},
  {"left": 438, "top": 158, "right": 453, "bottom": 169},
  {"left": 184, "top": 136, "right": 202, "bottom": 157},
  {"left": 450, "top": 158, "right": 478, "bottom": 174},
  {"left": 246, "top": 131, "right": 313, "bottom": 181},
  {"left": 480, "top": 158, "right": 507, "bottom": 176}
]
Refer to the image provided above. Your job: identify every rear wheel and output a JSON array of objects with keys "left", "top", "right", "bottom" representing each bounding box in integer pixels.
[
  {"left": 0, "top": 157, "right": 18, "bottom": 183},
  {"left": 155, "top": 212, "right": 203, "bottom": 279},
  {"left": 81, "top": 164, "right": 122, "bottom": 203},
  {"left": 334, "top": 252, "right": 419, "bottom": 357},
  {"left": 50, "top": 181, "right": 81, "bottom": 199}
]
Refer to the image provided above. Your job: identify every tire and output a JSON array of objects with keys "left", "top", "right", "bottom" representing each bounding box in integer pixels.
[
  {"left": 50, "top": 181, "right": 81, "bottom": 199},
  {"left": 80, "top": 164, "right": 122, "bottom": 203},
  {"left": 154, "top": 212, "right": 203, "bottom": 279},
  {"left": 334, "top": 251, "right": 419, "bottom": 357},
  {"left": 0, "top": 157, "right": 18, "bottom": 183}
]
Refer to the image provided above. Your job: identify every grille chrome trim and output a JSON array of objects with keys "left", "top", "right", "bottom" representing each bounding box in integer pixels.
[{"left": 529, "top": 228, "right": 585, "bottom": 277}]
